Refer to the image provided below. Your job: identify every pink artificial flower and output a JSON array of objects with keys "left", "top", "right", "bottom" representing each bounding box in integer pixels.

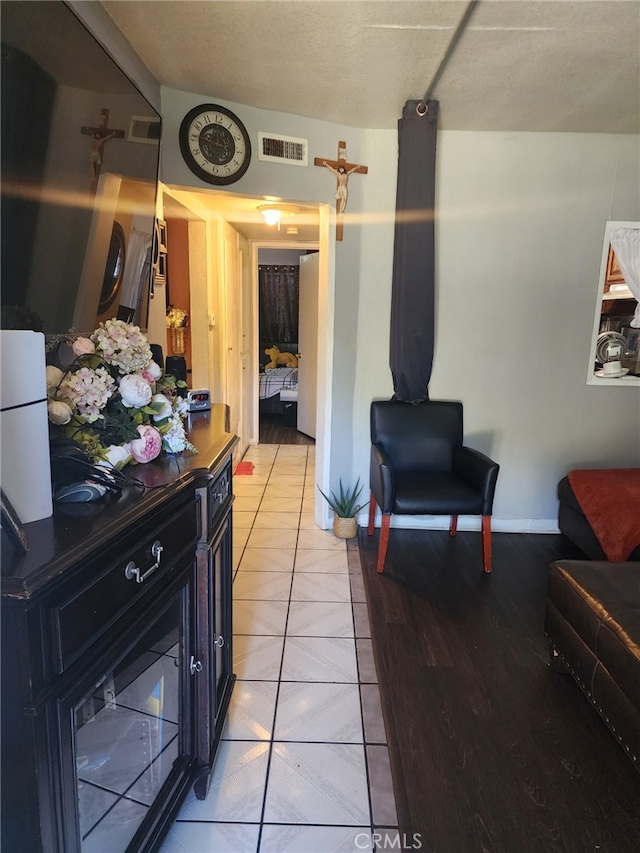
[
  {"left": 72, "top": 336, "right": 96, "bottom": 358},
  {"left": 128, "top": 424, "right": 162, "bottom": 463},
  {"left": 142, "top": 361, "right": 162, "bottom": 384}
]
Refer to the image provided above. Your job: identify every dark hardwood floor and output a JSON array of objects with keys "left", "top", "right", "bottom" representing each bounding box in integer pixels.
[
  {"left": 357, "top": 526, "right": 640, "bottom": 853},
  {"left": 258, "top": 414, "right": 315, "bottom": 445}
]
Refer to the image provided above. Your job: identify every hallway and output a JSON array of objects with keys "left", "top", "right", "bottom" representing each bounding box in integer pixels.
[{"left": 159, "top": 444, "right": 397, "bottom": 852}]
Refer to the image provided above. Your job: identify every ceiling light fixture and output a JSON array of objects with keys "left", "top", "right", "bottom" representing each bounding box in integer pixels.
[{"left": 258, "top": 203, "right": 299, "bottom": 230}]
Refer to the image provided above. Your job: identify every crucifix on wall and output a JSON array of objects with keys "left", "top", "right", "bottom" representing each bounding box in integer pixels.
[
  {"left": 314, "top": 141, "right": 368, "bottom": 241},
  {"left": 81, "top": 108, "right": 125, "bottom": 192}
]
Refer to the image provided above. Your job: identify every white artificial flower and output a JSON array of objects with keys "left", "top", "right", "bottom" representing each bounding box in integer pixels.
[
  {"left": 173, "top": 395, "right": 188, "bottom": 417},
  {"left": 46, "top": 365, "right": 64, "bottom": 396},
  {"left": 59, "top": 366, "right": 115, "bottom": 422},
  {"left": 151, "top": 393, "right": 172, "bottom": 420},
  {"left": 162, "top": 413, "right": 195, "bottom": 453},
  {"left": 119, "top": 374, "right": 153, "bottom": 408},
  {"left": 98, "top": 444, "right": 133, "bottom": 470},
  {"left": 47, "top": 400, "right": 72, "bottom": 425},
  {"left": 91, "top": 319, "right": 152, "bottom": 374}
]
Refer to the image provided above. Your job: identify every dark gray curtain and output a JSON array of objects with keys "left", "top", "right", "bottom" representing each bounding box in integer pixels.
[
  {"left": 259, "top": 265, "right": 299, "bottom": 343},
  {"left": 390, "top": 99, "right": 439, "bottom": 403}
]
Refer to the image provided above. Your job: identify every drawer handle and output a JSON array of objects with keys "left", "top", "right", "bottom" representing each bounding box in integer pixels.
[
  {"left": 213, "top": 635, "right": 225, "bottom": 648},
  {"left": 124, "top": 540, "right": 164, "bottom": 583}
]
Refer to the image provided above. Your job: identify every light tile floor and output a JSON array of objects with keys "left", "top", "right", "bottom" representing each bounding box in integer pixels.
[{"left": 160, "top": 444, "right": 398, "bottom": 853}]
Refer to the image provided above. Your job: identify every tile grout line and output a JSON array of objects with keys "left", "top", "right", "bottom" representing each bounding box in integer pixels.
[{"left": 250, "top": 444, "right": 303, "bottom": 850}]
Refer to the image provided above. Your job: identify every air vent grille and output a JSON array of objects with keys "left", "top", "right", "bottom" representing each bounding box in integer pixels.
[
  {"left": 128, "top": 115, "right": 161, "bottom": 145},
  {"left": 258, "top": 132, "right": 308, "bottom": 166}
]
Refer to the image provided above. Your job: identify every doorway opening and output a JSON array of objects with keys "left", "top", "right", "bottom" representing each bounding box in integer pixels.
[
  {"left": 256, "top": 247, "right": 318, "bottom": 446},
  {"left": 157, "top": 185, "right": 334, "bottom": 528}
]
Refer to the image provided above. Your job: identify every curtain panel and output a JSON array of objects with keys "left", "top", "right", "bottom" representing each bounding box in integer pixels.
[
  {"left": 610, "top": 229, "right": 640, "bottom": 328},
  {"left": 389, "top": 99, "right": 439, "bottom": 403},
  {"left": 259, "top": 265, "right": 299, "bottom": 343}
]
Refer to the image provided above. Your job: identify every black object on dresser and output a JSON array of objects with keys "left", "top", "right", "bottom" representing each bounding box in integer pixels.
[{"left": 1, "top": 407, "right": 237, "bottom": 852}]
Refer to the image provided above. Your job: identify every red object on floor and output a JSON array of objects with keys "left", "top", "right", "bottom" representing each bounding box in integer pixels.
[
  {"left": 234, "top": 461, "right": 254, "bottom": 475},
  {"left": 568, "top": 468, "right": 640, "bottom": 561}
]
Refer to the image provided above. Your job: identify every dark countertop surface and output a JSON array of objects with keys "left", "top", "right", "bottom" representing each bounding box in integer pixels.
[{"left": 1, "top": 405, "right": 237, "bottom": 599}]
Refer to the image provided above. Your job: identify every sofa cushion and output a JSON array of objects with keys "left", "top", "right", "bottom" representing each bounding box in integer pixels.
[
  {"left": 557, "top": 476, "right": 640, "bottom": 561},
  {"left": 567, "top": 469, "right": 640, "bottom": 561}
]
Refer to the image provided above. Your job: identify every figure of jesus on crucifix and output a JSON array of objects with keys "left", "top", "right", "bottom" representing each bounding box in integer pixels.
[
  {"left": 81, "top": 108, "right": 125, "bottom": 192},
  {"left": 88, "top": 130, "right": 118, "bottom": 181},
  {"left": 314, "top": 141, "right": 368, "bottom": 240},
  {"left": 321, "top": 161, "right": 361, "bottom": 215}
]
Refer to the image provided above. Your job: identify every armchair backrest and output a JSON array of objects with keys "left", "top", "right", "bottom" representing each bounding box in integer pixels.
[{"left": 370, "top": 400, "right": 463, "bottom": 472}]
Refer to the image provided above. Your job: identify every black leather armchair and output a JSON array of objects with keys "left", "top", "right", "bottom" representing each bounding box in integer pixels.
[{"left": 367, "top": 400, "right": 500, "bottom": 573}]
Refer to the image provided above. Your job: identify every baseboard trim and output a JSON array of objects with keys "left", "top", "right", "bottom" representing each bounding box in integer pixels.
[{"left": 358, "top": 513, "right": 560, "bottom": 535}]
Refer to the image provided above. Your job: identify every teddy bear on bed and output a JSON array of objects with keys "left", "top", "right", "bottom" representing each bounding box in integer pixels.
[{"left": 264, "top": 345, "right": 298, "bottom": 369}]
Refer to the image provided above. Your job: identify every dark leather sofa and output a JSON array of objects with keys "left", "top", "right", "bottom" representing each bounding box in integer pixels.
[{"left": 545, "top": 559, "right": 640, "bottom": 771}]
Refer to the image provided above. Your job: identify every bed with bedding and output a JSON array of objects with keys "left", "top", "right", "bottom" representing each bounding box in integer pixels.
[{"left": 259, "top": 342, "right": 299, "bottom": 416}]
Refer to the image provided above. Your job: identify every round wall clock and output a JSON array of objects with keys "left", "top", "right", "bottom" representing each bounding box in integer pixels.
[{"left": 179, "top": 104, "right": 251, "bottom": 185}]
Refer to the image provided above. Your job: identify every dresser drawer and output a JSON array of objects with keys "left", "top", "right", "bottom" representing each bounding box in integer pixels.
[
  {"left": 198, "top": 459, "right": 232, "bottom": 542},
  {"left": 51, "top": 498, "right": 198, "bottom": 674}
]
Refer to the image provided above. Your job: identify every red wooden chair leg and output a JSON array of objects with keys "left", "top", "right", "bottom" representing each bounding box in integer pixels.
[
  {"left": 482, "top": 515, "right": 492, "bottom": 573},
  {"left": 377, "top": 514, "right": 391, "bottom": 573},
  {"left": 367, "top": 493, "right": 377, "bottom": 536},
  {"left": 449, "top": 514, "right": 458, "bottom": 537}
]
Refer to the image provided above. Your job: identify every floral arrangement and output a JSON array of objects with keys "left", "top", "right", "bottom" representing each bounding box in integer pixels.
[
  {"left": 166, "top": 306, "right": 188, "bottom": 328},
  {"left": 46, "top": 319, "right": 195, "bottom": 470}
]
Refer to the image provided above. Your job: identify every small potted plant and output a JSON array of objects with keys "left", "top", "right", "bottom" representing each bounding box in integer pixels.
[{"left": 318, "top": 478, "right": 368, "bottom": 539}]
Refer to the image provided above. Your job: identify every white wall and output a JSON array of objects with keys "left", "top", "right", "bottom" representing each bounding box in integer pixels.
[
  {"left": 258, "top": 249, "right": 307, "bottom": 265},
  {"left": 161, "top": 86, "right": 639, "bottom": 530},
  {"left": 356, "top": 130, "right": 640, "bottom": 529}
]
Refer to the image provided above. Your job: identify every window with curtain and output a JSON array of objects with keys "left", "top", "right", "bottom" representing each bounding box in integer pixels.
[{"left": 259, "top": 265, "right": 299, "bottom": 343}]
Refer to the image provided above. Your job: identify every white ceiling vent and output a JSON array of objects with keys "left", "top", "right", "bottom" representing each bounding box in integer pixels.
[
  {"left": 258, "top": 132, "right": 308, "bottom": 166},
  {"left": 128, "top": 115, "right": 161, "bottom": 145}
]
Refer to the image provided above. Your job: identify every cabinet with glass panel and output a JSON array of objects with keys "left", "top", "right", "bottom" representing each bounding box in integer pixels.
[{"left": 1, "top": 419, "right": 237, "bottom": 853}]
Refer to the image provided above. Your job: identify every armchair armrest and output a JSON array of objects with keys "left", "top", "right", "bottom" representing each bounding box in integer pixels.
[
  {"left": 370, "top": 443, "right": 395, "bottom": 513},
  {"left": 453, "top": 446, "right": 499, "bottom": 515}
]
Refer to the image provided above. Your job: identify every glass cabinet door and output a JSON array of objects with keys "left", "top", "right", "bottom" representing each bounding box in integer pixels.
[
  {"left": 193, "top": 511, "right": 234, "bottom": 800},
  {"left": 64, "top": 584, "right": 192, "bottom": 852},
  {"left": 212, "top": 515, "right": 233, "bottom": 713}
]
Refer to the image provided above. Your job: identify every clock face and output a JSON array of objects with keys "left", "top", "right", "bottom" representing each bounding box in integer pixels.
[{"left": 179, "top": 104, "right": 251, "bottom": 185}]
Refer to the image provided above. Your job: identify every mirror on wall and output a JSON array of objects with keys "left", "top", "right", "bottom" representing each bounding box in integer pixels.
[
  {"left": 1, "top": 1, "right": 160, "bottom": 334},
  {"left": 587, "top": 221, "right": 640, "bottom": 386},
  {"left": 98, "top": 222, "right": 126, "bottom": 314}
]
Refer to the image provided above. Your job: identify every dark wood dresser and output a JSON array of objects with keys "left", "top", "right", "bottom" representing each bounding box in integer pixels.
[{"left": 1, "top": 406, "right": 237, "bottom": 852}]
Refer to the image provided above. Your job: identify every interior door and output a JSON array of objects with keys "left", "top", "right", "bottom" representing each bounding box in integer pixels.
[{"left": 297, "top": 252, "right": 319, "bottom": 438}]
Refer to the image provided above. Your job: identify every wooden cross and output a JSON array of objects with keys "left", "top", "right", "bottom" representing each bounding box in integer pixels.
[
  {"left": 314, "top": 141, "right": 368, "bottom": 241},
  {"left": 81, "top": 108, "right": 125, "bottom": 192}
]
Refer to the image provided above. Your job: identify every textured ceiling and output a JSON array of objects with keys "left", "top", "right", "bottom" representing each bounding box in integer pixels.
[{"left": 102, "top": 0, "right": 640, "bottom": 133}]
